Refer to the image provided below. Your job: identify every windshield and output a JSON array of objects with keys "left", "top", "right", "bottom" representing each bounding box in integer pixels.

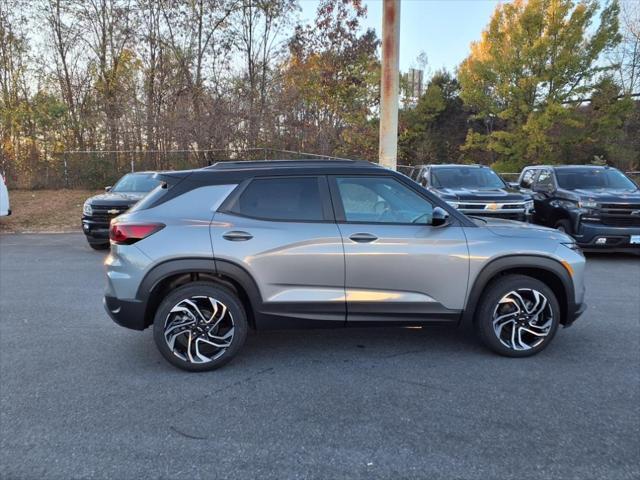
[
  {"left": 111, "top": 173, "right": 160, "bottom": 193},
  {"left": 555, "top": 169, "right": 637, "bottom": 190},
  {"left": 431, "top": 167, "right": 506, "bottom": 189}
]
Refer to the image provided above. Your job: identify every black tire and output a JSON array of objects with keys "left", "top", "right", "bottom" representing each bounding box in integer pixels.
[
  {"left": 554, "top": 219, "right": 573, "bottom": 235},
  {"left": 89, "top": 242, "right": 110, "bottom": 250},
  {"left": 153, "top": 282, "right": 248, "bottom": 372},
  {"left": 475, "top": 274, "right": 560, "bottom": 357}
]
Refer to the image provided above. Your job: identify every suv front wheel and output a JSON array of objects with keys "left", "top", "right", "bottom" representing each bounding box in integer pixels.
[
  {"left": 153, "top": 282, "right": 248, "bottom": 371},
  {"left": 475, "top": 275, "right": 560, "bottom": 357}
]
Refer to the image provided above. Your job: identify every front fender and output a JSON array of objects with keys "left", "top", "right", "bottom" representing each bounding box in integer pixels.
[{"left": 462, "top": 255, "right": 575, "bottom": 326}]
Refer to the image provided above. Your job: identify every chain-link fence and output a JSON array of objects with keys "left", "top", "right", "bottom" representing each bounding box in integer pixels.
[
  {"left": 3, "top": 153, "right": 639, "bottom": 190},
  {"left": 1, "top": 149, "right": 354, "bottom": 190}
]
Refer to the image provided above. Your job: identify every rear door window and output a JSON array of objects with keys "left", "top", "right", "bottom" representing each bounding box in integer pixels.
[{"left": 230, "top": 177, "right": 325, "bottom": 221}]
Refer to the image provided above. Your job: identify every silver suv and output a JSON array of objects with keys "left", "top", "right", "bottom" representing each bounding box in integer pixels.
[{"left": 104, "top": 160, "right": 586, "bottom": 371}]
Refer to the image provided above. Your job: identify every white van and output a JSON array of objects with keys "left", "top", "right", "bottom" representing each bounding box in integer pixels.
[{"left": 0, "top": 173, "right": 10, "bottom": 216}]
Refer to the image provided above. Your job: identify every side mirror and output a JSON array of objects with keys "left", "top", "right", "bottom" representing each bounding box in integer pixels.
[
  {"left": 432, "top": 207, "right": 449, "bottom": 227},
  {"left": 105, "top": 186, "right": 112, "bottom": 192},
  {"left": 508, "top": 182, "right": 519, "bottom": 189}
]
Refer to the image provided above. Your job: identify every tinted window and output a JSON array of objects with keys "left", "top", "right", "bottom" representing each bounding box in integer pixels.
[
  {"left": 112, "top": 173, "right": 160, "bottom": 193},
  {"left": 536, "top": 170, "right": 554, "bottom": 189},
  {"left": 520, "top": 169, "right": 537, "bottom": 188},
  {"left": 555, "top": 168, "right": 637, "bottom": 190},
  {"left": 431, "top": 167, "right": 506, "bottom": 189},
  {"left": 336, "top": 176, "right": 433, "bottom": 224},
  {"left": 233, "top": 177, "right": 324, "bottom": 221}
]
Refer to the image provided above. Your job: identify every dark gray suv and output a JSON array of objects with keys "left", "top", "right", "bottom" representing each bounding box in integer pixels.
[{"left": 104, "top": 160, "right": 586, "bottom": 371}]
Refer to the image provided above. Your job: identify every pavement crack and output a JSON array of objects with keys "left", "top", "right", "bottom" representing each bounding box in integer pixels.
[
  {"left": 168, "top": 366, "right": 274, "bottom": 418},
  {"left": 169, "top": 426, "right": 209, "bottom": 440},
  {"left": 382, "top": 348, "right": 429, "bottom": 359},
  {"left": 372, "top": 373, "right": 452, "bottom": 393}
]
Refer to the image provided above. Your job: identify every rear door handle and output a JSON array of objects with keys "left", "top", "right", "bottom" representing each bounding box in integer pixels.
[
  {"left": 223, "top": 231, "right": 253, "bottom": 241},
  {"left": 349, "top": 233, "right": 378, "bottom": 243}
]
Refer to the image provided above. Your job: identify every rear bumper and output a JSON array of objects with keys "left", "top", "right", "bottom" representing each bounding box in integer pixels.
[
  {"left": 104, "top": 295, "right": 147, "bottom": 330},
  {"left": 573, "top": 222, "right": 640, "bottom": 250}
]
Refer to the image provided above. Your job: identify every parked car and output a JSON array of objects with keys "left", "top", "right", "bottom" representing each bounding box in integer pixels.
[
  {"left": 518, "top": 165, "right": 640, "bottom": 252},
  {"left": 104, "top": 160, "right": 586, "bottom": 371},
  {"left": 0, "top": 173, "right": 10, "bottom": 217},
  {"left": 409, "top": 164, "right": 534, "bottom": 221},
  {"left": 82, "top": 172, "right": 160, "bottom": 250}
]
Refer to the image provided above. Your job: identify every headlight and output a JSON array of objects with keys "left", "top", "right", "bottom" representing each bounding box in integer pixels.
[
  {"left": 579, "top": 199, "right": 598, "bottom": 209},
  {"left": 446, "top": 201, "right": 459, "bottom": 209},
  {"left": 524, "top": 200, "right": 534, "bottom": 212},
  {"left": 83, "top": 202, "right": 93, "bottom": 216}
]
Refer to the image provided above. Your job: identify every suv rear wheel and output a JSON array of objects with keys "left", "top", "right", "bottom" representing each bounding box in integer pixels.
[
  {"left": 152, "top": 282, "right": 248, "bottom": 371},
  {"left": 475, "top": 275, "right": 560, "bottom": 357}
]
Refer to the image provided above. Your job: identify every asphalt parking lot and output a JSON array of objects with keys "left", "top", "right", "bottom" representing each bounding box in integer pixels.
[{"left": 0, "top": 233, "right": 639, "bottom": 480}]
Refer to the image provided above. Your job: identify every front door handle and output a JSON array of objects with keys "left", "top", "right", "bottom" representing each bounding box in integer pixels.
[
  {"left": 223, "top": 231, "right": 253, "bottom": 241},
  {"left": 349, "top": 233, "right": 378, "bottom": 243}
]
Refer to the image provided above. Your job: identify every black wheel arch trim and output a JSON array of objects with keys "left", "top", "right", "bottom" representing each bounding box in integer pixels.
[
  {"left": 462, "top": 254, "right": 576, "bottom": 326},
  {"left": 135, "top": 257, "right": 264, "bottom": 329},
  {"left": 136, "top": 257, "right": 217, "bottom": 299}
]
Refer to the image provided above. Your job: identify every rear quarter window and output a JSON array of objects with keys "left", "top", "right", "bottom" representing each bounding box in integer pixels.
[{"left": 128, "top": 184, "right": 168, "bottom": 212}]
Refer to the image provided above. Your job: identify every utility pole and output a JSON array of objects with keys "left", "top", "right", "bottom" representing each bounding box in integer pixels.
[{"left": 379, "top": 0, "right": 401, "bottom": 170}]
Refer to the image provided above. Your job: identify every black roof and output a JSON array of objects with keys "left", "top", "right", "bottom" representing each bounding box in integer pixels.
[
  {"left": 156, "top": 159, "right": 386, "bottom": 185},
  {"left": 207, "top": 159, "right": 378, "bottom": 170},
  {"left": 428, "top": 164, "right": 489, "bottom": 169}
]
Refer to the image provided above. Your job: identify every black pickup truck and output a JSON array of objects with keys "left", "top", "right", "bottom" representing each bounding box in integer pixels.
[
  {"left": 82, "top": 172, "right": 160, "bottom": 249},
  {"left": 517, "top": 165, "right": 640, "bottom": 252},
  {"left": 409, "top": 164, "right": 534, "bottom": 221}
]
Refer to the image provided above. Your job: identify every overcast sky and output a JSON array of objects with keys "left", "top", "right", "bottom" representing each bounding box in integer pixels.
[{"left": 299, "top": 0, "right": 505, "bottom": 74}]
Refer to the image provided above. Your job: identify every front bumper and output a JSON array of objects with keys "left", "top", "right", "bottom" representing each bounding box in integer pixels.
[
  {"left": 573, "top": 221, "right": 640, "bottom": 250},
  {"left": 82, "top": 216, "right": 110, "bottom": 242},
  {"left": 564, "top": 301, "right": 587, "bottom": 327},
  {"left": 104, "top": 295, "right": 147, "bottom": 330}
]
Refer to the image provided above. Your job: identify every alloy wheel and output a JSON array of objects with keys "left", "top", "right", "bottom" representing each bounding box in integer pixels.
[
  {"left": 163, "top": 296, "right": 235, "bottom": 364},
  {"left": 492, "top": 288, "right": 553, "bottom": 351}
]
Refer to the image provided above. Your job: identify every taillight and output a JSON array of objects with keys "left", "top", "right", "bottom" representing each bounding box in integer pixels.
[{"left": 109, "top": 222, "right": 164, "bottom": 245}]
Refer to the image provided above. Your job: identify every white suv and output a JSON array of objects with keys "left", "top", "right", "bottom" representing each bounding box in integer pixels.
[{"left": 0, "top": 173, "right": 10, "bottom": 217}]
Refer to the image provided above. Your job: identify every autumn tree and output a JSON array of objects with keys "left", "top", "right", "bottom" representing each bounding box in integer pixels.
[
  {"left": 233, "top": 0, "right": 297, "bottom": 149},
  {"left": 399, "top": 70, "right": 469, "bottom": 165},
  {"left": 159, "top": 0, "right": 239, "bottom": 152},
  {"left": 279, "top": 0, "right": 380, "bottom": 158},
  {"left": 459, "top": 0, "right": 624, "bottom": 170},
  {"left": 611, "top": 1, "right": 640, "bottom": 95}
]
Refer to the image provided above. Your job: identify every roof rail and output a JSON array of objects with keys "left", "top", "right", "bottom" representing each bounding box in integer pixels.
[{"left": 206, "top": 158, "right": 378, "bottom": 170}]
